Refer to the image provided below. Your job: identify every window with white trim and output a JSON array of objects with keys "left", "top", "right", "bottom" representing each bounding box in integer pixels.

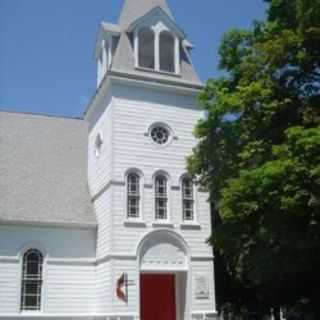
[
  {"left": 135, "top": 26, "right": 180, "bottom": 74},
  {"left": 138, "top": 27, "right": 155, "bottom": 69},
  {"left": 159, "top": 31, "right": 175, "bottom": 73},
  {"left": 21, "top": 249, "right": 43, "bottom": 311},
  {"left": 182, "top": 177, "right": 194, "bottom": 221},
  {"left": 127, "top": 173, "right": 140, "bottom": 219},
  {"left": 155, "top": 175, "right": 168, "bottom": 220}
]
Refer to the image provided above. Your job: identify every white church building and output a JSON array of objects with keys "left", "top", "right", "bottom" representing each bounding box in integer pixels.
[{"left": 0, "top": 1, "right": 217, "bottom": 319}]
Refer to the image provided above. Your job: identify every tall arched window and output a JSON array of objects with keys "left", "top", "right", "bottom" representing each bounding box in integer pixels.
[
  {"left": 21, "top": 249, "right": 43, "bottom": 311},
  {"left": 159, "top": 31, "right": 175, "bottom": 73},
  {"left": 138, "top": 28, "right": 155, "bottom": 69},
  {"left": 155, "top": 175, "right": 168, "bottom": 220},
  {"left": 182, "top": 177, "right": 194, "bottom": 221},
  {"left": 127, "top": 173, "right": 140, "bottom": 219}
]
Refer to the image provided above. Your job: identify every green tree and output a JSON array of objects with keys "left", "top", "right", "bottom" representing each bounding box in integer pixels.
[{"left": 188, "top": 0, "right": 320, "bottom": 318}]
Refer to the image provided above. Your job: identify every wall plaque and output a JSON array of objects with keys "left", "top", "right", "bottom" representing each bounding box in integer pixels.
[{"left": 195, "top": 275, "right": 210, "bottom": 300}]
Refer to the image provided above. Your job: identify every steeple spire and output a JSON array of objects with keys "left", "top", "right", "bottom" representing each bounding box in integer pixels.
[{"left": 119, "top": 0, "right": 174, "bottom": 28}]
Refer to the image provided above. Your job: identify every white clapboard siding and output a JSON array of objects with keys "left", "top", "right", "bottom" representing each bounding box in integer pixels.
[
  {"left": 45, "top": 263, "right": 96, "bottom": 313},
  {"left": 111, "top": 94, "right": 202, "bottom": 184},
  {"left": 91, "top": 83, "right": 212, "bottom": 258},
  {"left": 88, "top": 83, "right": 213, "bottom": 257},
  {"left": 0, "top": 226, "right": 96, "bottom": 259},
  {"left": 111, "top": 183, "right": 212, "bottom": 257},
  {"left": 191, "top": 260, "right": 216, "bottom": 312},
  {"left": 0, "top": 226, "right": 97, "bottom": 314},
  {"left": 111, "top": 259, "right": 139, "bottom": 314},
  {"left": 95, "top": 260, "right": 112, "bottom": 313},
  {"left": 0, "top": 261, "right": 20, "bottom": 313},
  {"left": 94, "top": 187, "right": 113, "bottom": 258},
  {"left": 88, "top": 96, "right": 114, "bottom": 197}
]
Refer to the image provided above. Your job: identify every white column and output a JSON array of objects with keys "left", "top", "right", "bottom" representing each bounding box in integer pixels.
[
  {"left": 174, "top": 37, "right": 180, "bottom": 74},
  {"left": 102, "top": 40, "right": 108, "bottom": 73},
  {"left": 155, "top": 31, "right": 160, "bottom": 71},
  {"left": 108, "top": 36, "right": 113, "bottom": 69},
  {"left": 97, "top": 49, "right": 102, "bottom": 87},
  {"left": 134, "top": 30, "right": 139, "bottom": 68}
]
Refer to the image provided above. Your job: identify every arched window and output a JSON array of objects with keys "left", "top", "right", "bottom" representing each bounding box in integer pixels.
[
  {"left": 138, "top": 28, "right": 155, "bottom": 69},
  {"left": 21, "top": 249, "right": 43, "bottom": 311},
  {"left": 159, "top": 31, "right": 175, "bottom": 73},
  {"left": 127, "top": 173, "right": 140, "bottom": 218},
  {"left": 182, "top": 177, "right": 194, "bottom": 221},
  {"left": 155, "top": 175, "right": 168, "bottom": 220}
]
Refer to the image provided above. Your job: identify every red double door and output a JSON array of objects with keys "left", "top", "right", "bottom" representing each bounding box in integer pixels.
[{"left": 140, "top": 274, "right": 176, "bottom": 320}]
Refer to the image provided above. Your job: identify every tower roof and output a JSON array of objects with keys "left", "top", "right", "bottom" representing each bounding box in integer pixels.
[
  {"left": 92, "top": 0, "right": 203, "bottom": 94},
  {"left": 119, "top": 0, "right": 174, "bottom": 28}
]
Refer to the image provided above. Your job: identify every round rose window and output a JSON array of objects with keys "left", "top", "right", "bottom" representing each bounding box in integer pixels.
[{"left": 151, "top": 126, "right": 170, "bottom": 145}]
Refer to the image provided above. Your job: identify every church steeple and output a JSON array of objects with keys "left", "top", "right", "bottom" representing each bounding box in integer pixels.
[
  {"left": 93, "top": 0, "right": 202, "bottom": 90},
  {"left": 119, "top": 0, "right": 175, "bottom": 28}
]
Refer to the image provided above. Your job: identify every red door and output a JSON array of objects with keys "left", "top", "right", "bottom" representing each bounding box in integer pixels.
[{"left": 140, "top": 274, "right": 176, "bottom": 320}]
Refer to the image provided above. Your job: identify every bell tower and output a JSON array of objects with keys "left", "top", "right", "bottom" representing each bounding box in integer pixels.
[
  {"left": 85, "top": 1, "right": 217, "bottom": 319},
  {"left": 93, "top": 0, "right": 201, "bottom": 88}
]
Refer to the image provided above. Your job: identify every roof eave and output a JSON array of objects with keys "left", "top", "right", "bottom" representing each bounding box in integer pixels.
[
  {"left": 0, "top": 219, "right": 98, "bottom": 230},
  {"left": 108, "top": 70, "right": 204, "bottom": 92}
]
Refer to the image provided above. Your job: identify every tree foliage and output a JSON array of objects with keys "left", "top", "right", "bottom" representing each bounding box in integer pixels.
[{"left": 188, "top": 0, "right": 320, "bottom": 316}]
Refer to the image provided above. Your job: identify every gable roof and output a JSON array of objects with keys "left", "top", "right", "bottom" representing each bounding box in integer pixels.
[
  {"left": 0, "top": 111, "right": 96, "bottom": 228},
  {"left": 119, "top": 0, "right": 174, "bottom": 28},
  {"left": 126, "top": 6, "right": 185, "bottom": 38}
]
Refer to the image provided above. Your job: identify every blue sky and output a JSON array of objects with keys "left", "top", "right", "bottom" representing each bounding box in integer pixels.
[{"left": 0, "top": 0, "right": 267, "bottom": 118}]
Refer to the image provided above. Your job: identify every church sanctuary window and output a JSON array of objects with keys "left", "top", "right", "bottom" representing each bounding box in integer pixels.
[
  {"left": 21, "top": 249, "right": 43, "bottom": 311},
  {"left": 155, "top": 175, "right": 168, "bottom": 220},
  {"left": 182, "top": 177, "right": 194, "bottom": 221},
  {"left": 127, "top": 173, "right": 141, "bottom": 218},
  {"left": 159, "top": 31, "right": 175, "bottom": 73},
  {"left": 138, "top": 27, "right": 155, "bottom": 69}
]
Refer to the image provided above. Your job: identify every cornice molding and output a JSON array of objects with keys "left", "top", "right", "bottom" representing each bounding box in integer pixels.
[{"left": 0, "top": 253, "right": 214, "bottom": 266}]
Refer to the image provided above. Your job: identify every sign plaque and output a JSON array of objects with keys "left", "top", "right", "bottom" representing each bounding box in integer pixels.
[{"left": 195, "top": 275, "right": 210, "bottom": 300}]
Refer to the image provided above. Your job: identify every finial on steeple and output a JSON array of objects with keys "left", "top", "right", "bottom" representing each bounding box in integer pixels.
[{"left": 119, "top": 0, "right": 174, "bottom": 28}]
